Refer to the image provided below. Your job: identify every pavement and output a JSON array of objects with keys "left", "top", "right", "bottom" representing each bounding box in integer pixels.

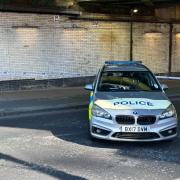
[
  {"left": 0, "top": 79, "right": 179, "bottom": 118},
  {"left": 160, "top": 79, "right": 180, "bottom": 96},
  {"left": 0, "top": 87, "right": 89, "bottom": 118}
]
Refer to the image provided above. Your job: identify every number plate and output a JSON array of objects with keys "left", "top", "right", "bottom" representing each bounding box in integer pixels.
[{"left": 120, "top": 126, "right": 150, "bottom": 132}]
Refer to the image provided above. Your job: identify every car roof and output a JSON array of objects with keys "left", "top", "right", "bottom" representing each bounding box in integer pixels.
[{"left": 103, "top": 61, "right": 149, "bottom": 72}]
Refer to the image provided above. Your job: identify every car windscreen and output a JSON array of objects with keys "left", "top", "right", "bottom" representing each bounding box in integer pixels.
[{"left": 97, "top": 71, "right": 161, "bottom": 92}]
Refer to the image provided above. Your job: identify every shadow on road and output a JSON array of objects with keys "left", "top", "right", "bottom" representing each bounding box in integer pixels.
[
  {"left": 0, "top": 100, "right": 179, "bottom": 167},
  {"left": 0, "top": 152, "right": 86, "bottom": 180}
]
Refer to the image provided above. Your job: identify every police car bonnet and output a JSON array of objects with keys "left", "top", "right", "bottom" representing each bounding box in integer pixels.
[{"left": 95, "top": 98, "right": 171, "bottom": 110}]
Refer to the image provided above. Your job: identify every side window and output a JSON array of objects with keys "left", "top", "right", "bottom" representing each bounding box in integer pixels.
[{"left": 148, "top": 73, "right": 160, "bottom": 90}]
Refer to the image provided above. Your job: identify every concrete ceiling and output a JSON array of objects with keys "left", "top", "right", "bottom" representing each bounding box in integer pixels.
[
  {"left": 77, "top": 0, "right": 180, "bottom": 15},
  {"left": 0, "top": 0, "right": 180, "bottom": 18}
]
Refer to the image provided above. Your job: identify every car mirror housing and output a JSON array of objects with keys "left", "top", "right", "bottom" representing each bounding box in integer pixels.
[
  {"left": 84, "top": 84, "right": 94, "bottom": 91},
  {"left": 161, "top": 84, "right": 168, "bottom": 91}
]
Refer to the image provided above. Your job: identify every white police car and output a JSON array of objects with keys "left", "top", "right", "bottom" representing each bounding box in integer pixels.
[{"left": 85, "top": 61, "right": 178, "bottom": 141}]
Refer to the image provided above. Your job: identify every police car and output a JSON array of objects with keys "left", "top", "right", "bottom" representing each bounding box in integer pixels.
[{"left": 85, "top": 61, "right": 178, "bottom": 141}]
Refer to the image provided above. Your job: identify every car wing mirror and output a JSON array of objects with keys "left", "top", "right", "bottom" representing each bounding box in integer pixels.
[
  {"left": 84, "top": 84, "right": 94, "bottom": 91},
  {"left": 161, "top": 84, "right": 168, "bottom": 91}
]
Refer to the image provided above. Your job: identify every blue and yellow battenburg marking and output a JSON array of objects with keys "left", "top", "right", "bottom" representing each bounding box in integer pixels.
[{"left": 88, "top": 92, "right": 94, "bottom": 120}]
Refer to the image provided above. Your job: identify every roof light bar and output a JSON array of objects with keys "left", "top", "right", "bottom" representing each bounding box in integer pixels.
[{"left": 105, "top": 61, "right": 142, "bottom": 65}]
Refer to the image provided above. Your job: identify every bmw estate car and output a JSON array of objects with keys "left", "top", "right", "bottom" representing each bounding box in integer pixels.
[{"left": 85, "top": 61, "right": 178, "bottom": 142}]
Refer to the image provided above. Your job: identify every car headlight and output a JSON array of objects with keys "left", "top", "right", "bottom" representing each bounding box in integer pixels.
[
  {"left": 159, "top": 104, "right": 177, "bottom": 120},
  {"left": 92, "top": 104, "right": 112, "bottom": 120}
]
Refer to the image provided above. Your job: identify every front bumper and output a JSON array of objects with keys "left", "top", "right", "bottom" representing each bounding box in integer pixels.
[{"left": 90, "top": 116, "right": 178, "bottom": 142}]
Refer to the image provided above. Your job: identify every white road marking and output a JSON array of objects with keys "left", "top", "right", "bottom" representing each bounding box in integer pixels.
[{"left": 156, "top": 76, "right": 180, "bottom": 80}]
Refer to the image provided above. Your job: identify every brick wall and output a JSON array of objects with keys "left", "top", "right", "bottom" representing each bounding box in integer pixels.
[
  {"left": 133, "top": 23, "right": 169, "bottom": 74},
  {"left": 0, "top": 12, "right": 130, "bottom": 81},
  {"left": 172, "top": 24, "right": 180, "bottom": 73},
  {"left": 0, "top": 12, "right": 179, "bottom": 84}
]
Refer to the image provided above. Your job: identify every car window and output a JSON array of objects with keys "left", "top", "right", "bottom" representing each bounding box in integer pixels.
[{"left": 97, "top": 71, "right": 161, "bottom": 92}]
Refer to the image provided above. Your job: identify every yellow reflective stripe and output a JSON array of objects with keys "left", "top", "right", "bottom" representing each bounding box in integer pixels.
[
  {"left": 88, "top": 92, "right": 94, "bottom": 121},
  {"left": 88, "top": 102, "right": 93, "bottom": 121}
]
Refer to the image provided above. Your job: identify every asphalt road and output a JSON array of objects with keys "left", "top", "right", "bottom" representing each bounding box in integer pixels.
[{"left": 0, "top": 98, "right": 179, "bottom": 180}]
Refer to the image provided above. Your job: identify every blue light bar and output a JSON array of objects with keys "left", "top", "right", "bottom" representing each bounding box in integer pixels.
[{"left": 105, "top": 61, "right": 142, "bottom": 65}]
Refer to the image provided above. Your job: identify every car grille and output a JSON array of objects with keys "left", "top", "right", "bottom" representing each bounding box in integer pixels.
[
  {"left": 116, "top": 115, "right": 135, "bottom": 125},
  {"left": 137, "top": 116, "right": 156, "bottom": 125},
  {"left": 112, "top": 132, "right": 160, "bottom": 139}
]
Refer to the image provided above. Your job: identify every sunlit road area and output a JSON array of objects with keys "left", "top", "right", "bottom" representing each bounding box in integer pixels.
[{"left": 0, "top": 97, "right": 179, "bottom": 180}]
